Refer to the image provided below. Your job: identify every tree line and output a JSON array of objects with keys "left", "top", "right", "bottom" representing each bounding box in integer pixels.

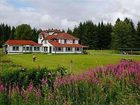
[
  {"left": 0, "top": 24, "right": 41, "bottom": 47},
  {"left": 68, "top": 18, "right": 140, "bottom": 50},
  {"left": 0, "top": 17, "right": 140, "bottom": 50}
]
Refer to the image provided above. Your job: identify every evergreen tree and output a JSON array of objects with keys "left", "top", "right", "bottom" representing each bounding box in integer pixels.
[
  {"left": 32, "top": 28, "right": 42, "bottom": 42},
  {"left": 73, "top": 21, "right": 98, "bottom": 49},
  {"left": 124, "top": 18, "right": 136, "bottom": 47},
  {"left": 62, "top": 29, "right": 65, "bottom": 33},
  {"left": 135, "top": 22, "right": 140, "bottom": 48},
  {"left": 67, "top": 28, "right": 72, "bottom": 34},
  {"left": 10, "top": 26, "right": 16, "bottom": 39},
  {"left": 72, "top": 21, "right": 112, "bottom": 49},
  {"left": 116, "top": 18, "right": 121, "bottom": 24},
  {"left": 73, "top": 26, "right": 79, "bottom": 37},
  {"left": 111, "top": 20, "right": 133, "bottom": 49},
  {"left": 83, "top": 21, "right": 97, "bottom": 49},
  {"left": 0, "top": 23, "right": 12, "bottom": 47},
  {"left": 96, "top": 22, "right": 112, "bottom": 49}
]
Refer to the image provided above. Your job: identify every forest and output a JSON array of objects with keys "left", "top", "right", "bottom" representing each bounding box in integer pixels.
[{"left": 0, "top": 18, "right": 140, "bottom": 50}]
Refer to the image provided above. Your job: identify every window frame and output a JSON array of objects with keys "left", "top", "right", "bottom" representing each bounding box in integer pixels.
[
  {"left": 66, "top": 47, "right": 72, "bottom": 52},
  {"left": 12, "top": 46, "right": 19, "bottom": 51}
]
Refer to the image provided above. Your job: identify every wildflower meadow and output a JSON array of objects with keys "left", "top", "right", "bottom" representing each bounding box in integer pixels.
[{"left": 0, "top": 59, "right": 140, "bottom": 105}]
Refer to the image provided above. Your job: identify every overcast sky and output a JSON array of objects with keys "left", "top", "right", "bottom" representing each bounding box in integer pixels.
[{"left": 0, "top": 0, "right": 140, "bottom": 30}]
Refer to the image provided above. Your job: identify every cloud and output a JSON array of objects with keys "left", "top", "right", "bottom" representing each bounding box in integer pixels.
[
  {"left": 61, "top": 19, "right": 78, "bottom": 29},
  {"left": 0, "top": 0, "right": 140, "bottom": 30}
]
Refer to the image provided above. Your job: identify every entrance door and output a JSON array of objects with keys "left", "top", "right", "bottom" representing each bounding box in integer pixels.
[
  {"left": 44, "top": 47, "right": 48, "bottom": 52},
  {"left": 49, "top": 47, "right": 52, "bottom": 53}
]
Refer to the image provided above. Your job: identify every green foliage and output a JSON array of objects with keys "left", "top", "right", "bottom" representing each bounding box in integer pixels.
[
  {"left": 0, "top": 23, "right": 42, "bottom": 47},
  {"left": 111, "top": 19, "right": 134, "bottom": 49},
  {"left": 0, "top": 23, "right": 13, "bottom": 47},
  {"left": 0, "top": 55, "right": 68, "bottom": 88},
  {"left": 96, "top": 22, "right": 112, "bottom": 49},
  {"left": 32, "top": 28, "right": 42, "bottom": 42},
  {"left": 67, "top": 28, "right": 73, "bottom": 34},
  {"left": 72, "top": 21, "right": 112, "bottom": 49},
  {"left": 1, "top": 17, "right": 140, "bottom": 50},
  {"left": 0, "top": 93, "right": 11, "bottom": 105},
  {"left": 0, "top": 52, "right": 140, "bottom": 104},
  {"left": 15, "top": 24, "right": 32, "bottom": 40},
  {"left": 135, "top": 22, "right": 140, "bottom": 47}
]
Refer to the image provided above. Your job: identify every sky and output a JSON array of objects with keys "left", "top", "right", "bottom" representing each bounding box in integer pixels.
[{"left": 0, "top": 0, "right": 140, "bottom": 30}]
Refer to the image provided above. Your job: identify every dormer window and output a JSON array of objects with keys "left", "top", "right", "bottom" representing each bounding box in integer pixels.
[
  {"left": 73, "top": 40, "right": 75, "bottom": 44},
  {"left": 64, "top": 39, "right": 67, "bottom": 44}
]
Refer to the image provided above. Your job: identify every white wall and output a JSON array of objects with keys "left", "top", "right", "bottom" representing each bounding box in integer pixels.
[
  {"left": 75, "top": 40, "right": 79, "bottom": 44},
  {"left": 51, "top": 47, "right": 83, "bottom": 54},
  {"left": 66, "top": 40, "right": 73, "bottom": 44},
  {"left": 38, "top": 35, "right": 43, "bottom": 44},
  {"left": 58, "top": 39, "right": 79, "bottom": 44},
  {"left": 7, "top": 45, "right": 42, "bottom": 54},
  {"left": 8, "top": 45, "right": 23, "bottom": 53},
  {"left": 42, "top": 40, "right": 48, "bottom": 46},
  {"left": 7, "top": 45, "right": 83, "bottom": 54}
]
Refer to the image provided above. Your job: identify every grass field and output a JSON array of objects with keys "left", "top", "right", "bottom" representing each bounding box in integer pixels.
[
  {"left": 0, "top": 49, "right": 140, "bottom": 104},
  {"left": 6, "top": 50, "right": 140, "bottom": 73}
]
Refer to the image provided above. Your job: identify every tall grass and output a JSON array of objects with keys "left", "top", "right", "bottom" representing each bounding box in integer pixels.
[{"left": 0, "top": 60, "right": 140, "bottom": 105}]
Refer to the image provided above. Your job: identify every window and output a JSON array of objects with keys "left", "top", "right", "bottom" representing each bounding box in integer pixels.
[
  {"left": 26, "top": 47, "right": 29, "bottom": 51},
  {"left": 58, "top": 47, "right": 63, "bottom": 51},
  {"left": 30, "top": 47, "right": 32, "bottom": 51},
  {"left": 73, "top": 40, "right": 75, "bottom": 44},
  {"left": 64, "top": 39, "right": 67, "bottom": 44},
  {"left": 53, "top": 47, "right": 56, "bottom": 51},
  {"left": 34, "top": 47, "right": 40, "bottom": 51},
  {"left": 44, "top": 47, "right": 48, "bottom": 51},
  {"left": 36, "top": 47, "right": 40, "bottom": 51},
  {"left": 66, "top": 47, "right": 72, "bottom": 52},
  {"left": 23, "top": 47, "right": 25, "bottom": 51},
  {"left": 34, "top": 47, "right": 36, "bottom": 51},
  {"left": 75, "top": 48, "right": 81, "bottom": 51},
  {"left": 55, "top": 47, "right": 63, "bottom": 52},
  {"left": 12, "top": 46, "right": 19, "bottom": 51}
]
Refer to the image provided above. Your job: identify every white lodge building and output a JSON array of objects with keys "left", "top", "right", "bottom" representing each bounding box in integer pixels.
[{"left": 3, "top": 29, "right": 87, "bottom": 54}]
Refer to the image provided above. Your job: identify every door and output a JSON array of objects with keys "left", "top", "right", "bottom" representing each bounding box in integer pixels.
[
  {"left": 49, "top": 47, "right": 52, "bottom": 53},
  {"left": 44, "top": 47, "right": 48, "bottom": 52}
]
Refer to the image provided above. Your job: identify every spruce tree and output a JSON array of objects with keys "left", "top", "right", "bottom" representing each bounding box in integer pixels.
[{"left": 135, "top": 22, "right": 140, "bottom": 48}]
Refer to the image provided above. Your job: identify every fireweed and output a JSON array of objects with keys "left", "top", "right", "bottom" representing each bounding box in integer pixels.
[{"left": 0, "top": 60, "right": 140, "bottom": 105}]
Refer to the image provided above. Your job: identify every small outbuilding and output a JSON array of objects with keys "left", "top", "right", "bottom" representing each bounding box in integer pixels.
[{"left": 3, "top": 40, "right": 42, "bottom": 54}]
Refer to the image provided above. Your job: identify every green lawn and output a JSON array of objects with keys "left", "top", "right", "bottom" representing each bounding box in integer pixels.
[{"left": 6, "top": 50, "right": 140, "bottom": 73}]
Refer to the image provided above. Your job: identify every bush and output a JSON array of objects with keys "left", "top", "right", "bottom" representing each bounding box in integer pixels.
[{"left": 82, "top": 50, "right": 89, "bottom": 54}]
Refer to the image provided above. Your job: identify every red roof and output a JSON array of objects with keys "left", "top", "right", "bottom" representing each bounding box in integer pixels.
[
  {"left": 39, "top": 31, "right": 46, "bottom": 38},
  {"left": 55, "top": 33, "right": 79, "bottom": 40},
  {"left": 43, "top": 33, "right": 79, "bottom": 40},
  {"left": 49, "top": 41, "right": 62, "bottom": 47},
  {"left": 5, "top": 40, "right": 42, "bottom": 46},
  {"left": 49, "top": 41, "right": 87, "bottom": 48},
  {"left": 45, "top": 35, "right": 57, "bottom": 40}
]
